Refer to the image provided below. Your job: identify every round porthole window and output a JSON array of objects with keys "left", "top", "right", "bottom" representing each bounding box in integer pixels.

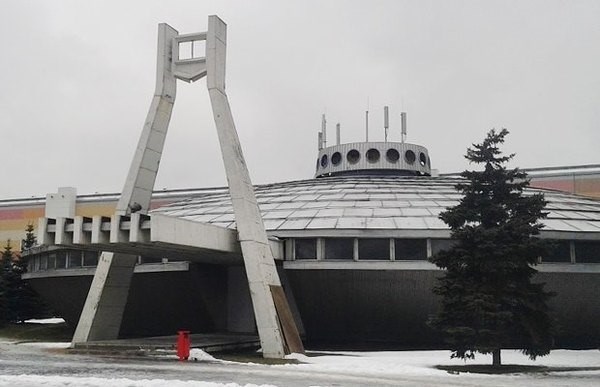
[
  {"left": 419, "top": 152, "right": 427, "bottom": 167},
  {"left": 321, "top": 154, "right": 329, "bottom": 168},
  {"left": 347, "top": 149, "right": 360, "bottom": 164},
  {"left": 405, "top": 150, "right": 416, "bottom": 164},
  {"left": 366, "top": 148, "right": 380, "bottom": 163},
  {"left": 331, "top": 152, "right": 342, "bottom": 166},
  {"left": 386, "top": 148, "right": 400, "bottom": 163}
]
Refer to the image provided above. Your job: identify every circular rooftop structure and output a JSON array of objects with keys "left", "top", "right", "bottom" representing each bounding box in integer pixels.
[{"left": 315, "top": 142, "right": 431, "bottom": 178}]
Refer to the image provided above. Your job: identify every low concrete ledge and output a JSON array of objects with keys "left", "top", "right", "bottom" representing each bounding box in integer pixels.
[{"left": 23, "top": 261, "right": 191, "bottom": 279}]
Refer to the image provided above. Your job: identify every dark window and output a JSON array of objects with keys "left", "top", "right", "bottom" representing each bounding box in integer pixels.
[
  {"left": 324, "top": 238, "right": 354, "bottom": 260},
  {"left": 430, "top": 239, "right": 456, "bottom": 256},
  {"left": 40, "top": 255, "right": 48, "bottom": 270},
  {"left": 419, "top": 152, "right": 427, "bottom": 166},
  {"left": 141, "top": 255, "right": 163, "bottom": 264},
  {"left": 320, "top": 154, "right": 328, "bottom": 168},
  {"left": 405, "top": 150, "right": 416, "bottom": 164},
  {"left": 295, "top": 238, "right": 317, "bottom": 259},
  {"left": 56, "top": 251, "right": 67, "bottom": 269},
  {"left": 358, "top": 238, "right": 390, "bottom": 260},
  {"left": 47, "top": 253, "right": 56, "bottom": 269},
  {"left": 395, "top": 239, "right": 427, "bottom": 260},
  {"left": 69, "top": 251, "right": 82, "bottom": 268},
  {"left": 331, "top": 152, "right": 342, "bottom": 166},
  {"left": 542, "top": 240, "right": 571, "bottom": 263},
  {"left": 366, "top": 148, "right": 380, "bottom": 163},
  {"left": 347, "top": 149, "right": 360, "bottom": 164},
  {"left": 83, "top": 251, "right": 99, "bottom": 266},
  {"left": 575, "top": 241, "right": 600, "bottom": 263},
  {"left": 386, "top": 148, "right": 400, "bottom": 163}
]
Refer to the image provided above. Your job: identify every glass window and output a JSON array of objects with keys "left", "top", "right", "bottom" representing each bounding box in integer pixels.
[
  {"left": 47, "top": 253, "right": 56, "bottom": 270},
  {"left": 56, "top": 251, "right": 67, "bottom": 269},
  {"left": 69, "top": 251, "right": 82, "bottom": 268},
  {"left": 542, "top": 240, "right": 571, "bottom": 263},
  {"left": 33, "top": 256, "right": 40, "bottom": 271},
  {"left": 395, "top": 239, "right": 427, "bottom": 260},
  {"left": 324, "top": 238, "right": 354, "bottom": 260},
  {"left": 295, "top": 238, "right": 317, "bottom": 260},
  {"left": 575, "top": 241, "right": 600, "bottom": 263},
  {"left": 40, "top": 255, "right": 48, "bottom": 270},
  {"left": 83, "top": 251, "right": 99, "bottom": 267},
  {"left": 141, "top": 255, "right": 163, "bottom": 264},
  {"left": 430, "top": 239, "right": 456, "bottom": 256},
  {"left": 358, "top": 238, "right": 390, "bottom": 260}
]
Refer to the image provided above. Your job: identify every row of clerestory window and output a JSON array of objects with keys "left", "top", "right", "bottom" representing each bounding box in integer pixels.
[
  {"left": 288, "top": 238, "right": 600, "bottom": 263},
  {"left": 317, "top": 148, "right": 429, "bottom": 170}
]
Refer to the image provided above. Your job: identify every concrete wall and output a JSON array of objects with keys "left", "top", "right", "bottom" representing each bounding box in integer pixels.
[
  {"left": 28, "top": 263, "right": 230, "bottom": 339},
  {"left": 26, "top": 264, "right": 600, "bottom": 348},
  {"left": 286, "top": 269, "right": 600, "bottom": 349}
]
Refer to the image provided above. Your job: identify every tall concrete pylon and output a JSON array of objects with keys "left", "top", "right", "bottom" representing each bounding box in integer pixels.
[{"left": 72, "top": 16, "right": 303, "bottom": 358}]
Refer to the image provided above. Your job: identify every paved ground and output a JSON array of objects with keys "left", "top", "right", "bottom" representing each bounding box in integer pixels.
[{"left": 1, "top": 340, "right": 599, "bottom": 386}]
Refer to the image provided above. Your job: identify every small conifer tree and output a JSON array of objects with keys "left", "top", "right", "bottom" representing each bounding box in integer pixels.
[
  {"left": 0, "top": 241, "right": 18, "bottom": 323},
  {"left": 429, "top": 129, "right": 554, "bottom": 366}
]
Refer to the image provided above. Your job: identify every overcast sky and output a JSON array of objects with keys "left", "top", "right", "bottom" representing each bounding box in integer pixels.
[{"left": 1, "top": 0, "right": 599, "bottom": 199}]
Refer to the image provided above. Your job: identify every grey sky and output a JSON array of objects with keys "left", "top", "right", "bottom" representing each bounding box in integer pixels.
[{"left": 1, "top": 0, "right": 599, "bottom": 199}]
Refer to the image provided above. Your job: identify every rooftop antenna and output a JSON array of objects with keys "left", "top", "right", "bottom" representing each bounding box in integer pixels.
[
  {"left": 401, "top": 112, "right": 407, "bottom": 143},
  {"left": 321, "top": 114, "right": 327, "bottom": 148},
  {"left": 384, "top": 106, "right": 389, "bottom": 142},
  {"left": 318, "top": 131, "right": 323, "bottom": 151},
  {"left": 365, "top": 97, "right": 370, "bottom": 142},
  {"left": 336, "top": 123, "right": 341, "bottom": 145}
]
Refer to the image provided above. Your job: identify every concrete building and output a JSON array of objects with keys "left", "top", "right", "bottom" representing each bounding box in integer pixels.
[
  {"left": 2, "top": 141, "right": 597, "bottom": 348},
  {"left": 1, "top": 16, "right": 599, "bottom": 351}
]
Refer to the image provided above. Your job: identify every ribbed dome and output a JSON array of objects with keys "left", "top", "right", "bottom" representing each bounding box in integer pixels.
[{"left": 151, "top": 175, "right": 600, "bottom": 236}]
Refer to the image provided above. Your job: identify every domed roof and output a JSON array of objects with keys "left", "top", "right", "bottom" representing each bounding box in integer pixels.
[{"left": 151, "top": 175, "right": 600, "bottom": 237}]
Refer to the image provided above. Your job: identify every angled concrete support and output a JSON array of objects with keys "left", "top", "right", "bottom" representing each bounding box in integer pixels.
[
  {"left": 71, "top": 252, "right": 138, "bottom": 342},
  {"left": 206, "top": 16, "right": 302, "bottom": 358},
  {"left": 72, "top": 24, "right": 177, "bottom": 345},
  {"left": 71, "top": 15, "right": 303, "bottom": 357}
]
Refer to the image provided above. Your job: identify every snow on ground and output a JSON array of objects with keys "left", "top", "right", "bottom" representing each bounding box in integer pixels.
[
  {"left": 17, "top": 341, "right": 71, "bottom": 349},
  {"left": 23, "top": 317, "right": 65, "bottom": 324},
  {"left": 0, "top": 375, "right": 276, "bottom": 387},
  {"left": 1, "top": 339, "right": 598, "bottom": 386},
  {"left": 282, "top": 349, "right": 600, "bottom": 378}
]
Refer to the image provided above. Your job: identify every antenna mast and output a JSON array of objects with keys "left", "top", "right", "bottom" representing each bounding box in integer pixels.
[
  {"left": 401, "top": 112, "right": 407, "bottom": 143},
  {"left": 384, "top": 106, "right": 389, "bottom": 142},
  {"left": 321, "top": 114, "right": 327, "bottom": 148}
]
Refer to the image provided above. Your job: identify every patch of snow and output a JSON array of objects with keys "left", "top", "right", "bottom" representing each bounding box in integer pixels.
[
  {"left": 281, "top": 349, "right": 600, "bottom": 378},
  {"left": 0, "top": 375, "right": 277, "bottom": 387},
  {"left": 18, "top": 342, "right": 71, "bottom": 349},
  {"left": 189, "top": 348, "right": 217, "bottom": 361},
  {"left": 23, "top": 317, "right": 65, "bottom": 324}
]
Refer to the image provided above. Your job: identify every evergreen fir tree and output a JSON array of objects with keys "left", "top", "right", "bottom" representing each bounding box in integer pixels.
[
  {"left": 22, "top": 223, "right": 36, "bottom": 251},
  {"left": 1, "top": 240, "right": 18, "bottom": 323},
  {"left": 429, "top": 128, "right": 554, "bottom": 367},
  {"left": 0, "top": 245, "right": 7, "bottom": 327},
  {"left": 15, "top": 223, "right": 51, "bottom": 322}
]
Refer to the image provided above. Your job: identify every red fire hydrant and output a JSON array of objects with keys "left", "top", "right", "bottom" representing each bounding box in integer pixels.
[{"left": 176, "top": 330, "right": 191, "bottom": 361}]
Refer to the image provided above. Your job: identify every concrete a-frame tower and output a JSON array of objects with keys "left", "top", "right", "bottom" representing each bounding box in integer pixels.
[{"left": 72, "top": 16, "right": 303, "bottom": 358}]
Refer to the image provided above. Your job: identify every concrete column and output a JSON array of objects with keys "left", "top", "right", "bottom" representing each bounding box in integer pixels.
[
  {"left": 71, "top": 252, "right": 138, "bottom": 343},
  {"left": 72, "top": 24, "right": 178, "bottom": 344},
  {"left": 207, "top": 15, "right": 302, "bottom": 358}
]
